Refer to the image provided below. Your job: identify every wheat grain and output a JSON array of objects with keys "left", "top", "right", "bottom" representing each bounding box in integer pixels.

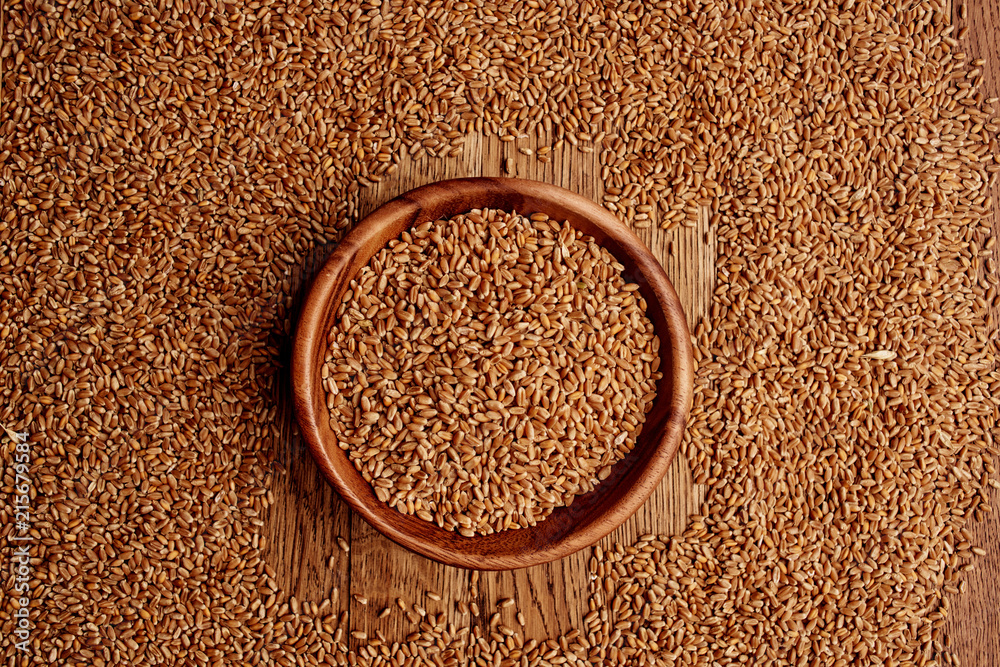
[
  {"left": 324, "top": 209, "right": 660, "bottom": 535},
  {"left": 1, "top": 0, "right": 997, "bottom": 664}
]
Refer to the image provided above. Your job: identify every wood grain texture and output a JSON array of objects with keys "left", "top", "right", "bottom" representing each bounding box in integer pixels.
[
  {"left": 265, "top": 251, "right": 352, "bottom": 613},
  {"left": 942, "top": 0, "right": 1000, "bottom": 665}
]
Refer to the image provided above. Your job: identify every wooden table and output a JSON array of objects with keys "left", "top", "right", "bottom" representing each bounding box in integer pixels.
[
  {"left": 939, "top": 4, "right": 1000, "bottom": 665},
  {"left": 264, "top": 2, "right": 1000, "bottom": 661}
]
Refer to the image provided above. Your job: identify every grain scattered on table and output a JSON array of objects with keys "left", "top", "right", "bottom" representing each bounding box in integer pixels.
[{"left": 1, "top": 0, "right": 998, "bottom": 664}]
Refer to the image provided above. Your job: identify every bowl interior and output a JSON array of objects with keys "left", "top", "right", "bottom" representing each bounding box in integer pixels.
[{"left": 293, "top": 177, "right": 692, "bottom": 570}]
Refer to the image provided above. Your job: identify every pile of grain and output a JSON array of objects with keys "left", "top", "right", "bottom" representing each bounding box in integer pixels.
[
  {"left": 1, "top": 0, "right": 998, "bottom": 664},
  {"left": 324, "top": 208, "right": 660, "bottom": 535}
]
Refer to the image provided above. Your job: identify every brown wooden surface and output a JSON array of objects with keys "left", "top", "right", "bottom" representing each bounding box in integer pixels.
[
  {"left": 265, "top": 1, "right": 1000, "bottom": 657},
  {"left": 940, "top": 1, "right": 1000, "bottom": 665}
]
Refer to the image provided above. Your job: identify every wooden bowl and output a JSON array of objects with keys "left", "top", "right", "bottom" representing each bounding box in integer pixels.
[{"left": 293, "top": 177, "right": 693, "bottom": 570}]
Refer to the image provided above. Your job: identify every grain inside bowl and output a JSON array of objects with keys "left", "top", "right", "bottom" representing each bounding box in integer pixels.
[{"left": 322, "top": 207, "right": 662, "bottom": 536}]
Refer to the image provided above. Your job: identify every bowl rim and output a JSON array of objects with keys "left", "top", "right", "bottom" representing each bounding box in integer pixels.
[{"left": 292, "top": 177, "right": 694, "bottom": 570}]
